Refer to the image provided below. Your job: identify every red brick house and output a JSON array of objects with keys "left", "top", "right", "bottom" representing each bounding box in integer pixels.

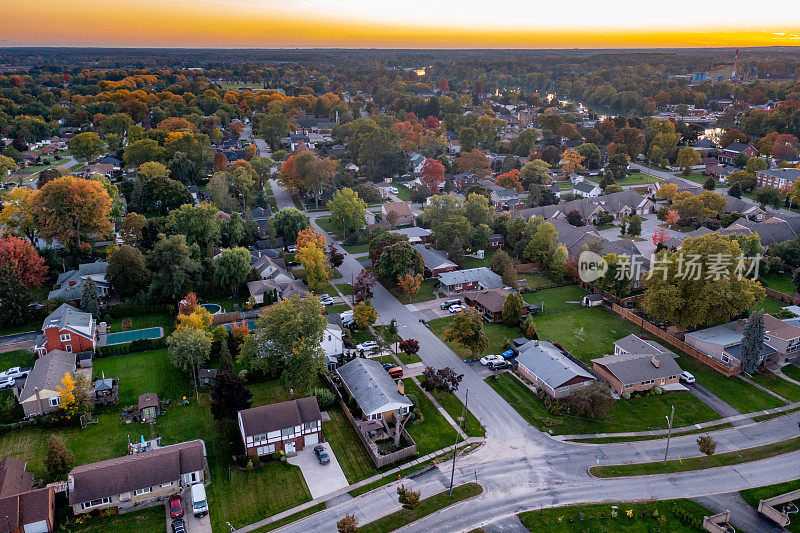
[
  {"left": 35, "top": 304, "right": 96, "bottom": 356},
  {"left": 488, "top": 234, "right": 504, "bottom": 248},
  {"left": 238, "top": 397, "right": 322, "bottom": 457},
  {"left": 381, "top": 202, "right": 414, "bottom": 226},
  {"left": 591, "top": 335, "right": 683, "bottom": 394},
  {"left": 755, "top": 168, "right": 800, "bottom": 191},
  {"left": 717, "top": 143, "right": 758, "bottom": 165},
  {"left": 463, "top": 288, "right": 535, "bottom": 322},
  {"left": 436, "top": 267, "right": 504, "bottom": 295},
  {"left": 412, "top": 244, "right": 457, "bottom": 278}
]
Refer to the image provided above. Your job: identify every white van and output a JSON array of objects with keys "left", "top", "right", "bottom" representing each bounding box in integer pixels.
[{"left": 190, "top": 483, "right": 208, "bottom": 517}]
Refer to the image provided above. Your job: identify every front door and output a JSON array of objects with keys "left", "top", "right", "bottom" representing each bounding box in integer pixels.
[{"left": 285, "top": 440, "right": 296, "bottom": 454}]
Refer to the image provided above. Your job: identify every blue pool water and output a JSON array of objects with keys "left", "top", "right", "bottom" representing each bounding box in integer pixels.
[{"left": 104, "top": 327, "right": 164, "bottom": 345}]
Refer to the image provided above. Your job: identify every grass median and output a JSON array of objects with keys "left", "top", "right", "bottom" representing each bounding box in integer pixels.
[{"left": 591, "top": 436, "right": 800, "bottom": 478}]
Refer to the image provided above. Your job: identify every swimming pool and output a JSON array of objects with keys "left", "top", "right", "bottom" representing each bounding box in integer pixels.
[
  {"left": 201, "top": 303, "right": 223, "bottom": 314},
  {"left": 223, "top": 320, "right": 255, "bottom": 331},
  {"left": 104, "top": 327, "right": 164, "bottom": 346}
]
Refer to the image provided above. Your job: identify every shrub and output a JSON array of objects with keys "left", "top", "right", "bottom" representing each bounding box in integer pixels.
[
  {"left": 653, "top": 386, "right": 663, "bottom": 395},
  {"left": 568, "top": 383, "right": 614, "bottom": 419},
  {"left": 621, "top": 391, "right": 631, "bottom": 400},
  {"left": 313, "top": 387, "right": 336, "bottom": 409}
]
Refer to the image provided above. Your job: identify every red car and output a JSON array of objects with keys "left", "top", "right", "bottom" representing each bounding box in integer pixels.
[{"left": 169, "top": 495, "right": 184, "bottom": 519}]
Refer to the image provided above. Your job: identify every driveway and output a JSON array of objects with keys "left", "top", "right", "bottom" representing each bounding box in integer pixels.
[
  {"left": 164, "top": 488, "right": 211, "bottom": 533},
  {"left": 686, "top": 382, "right": 748, "bottom": 426},
  {"left": 287, "top": 442, "right": 348, "bottom": 499}
]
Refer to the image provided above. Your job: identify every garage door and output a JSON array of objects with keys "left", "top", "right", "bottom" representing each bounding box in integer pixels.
[{"left": 305, "top": 433, "right": 319, "bottom": 446}]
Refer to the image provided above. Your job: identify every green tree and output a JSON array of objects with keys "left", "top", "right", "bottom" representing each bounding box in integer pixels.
[
  {"left": 627, "top": 214, "right": 642, "bottom": 236},
  {"left": 357, "top": 128, "right": 407, "bottom": 180},
  {"left": 502, "top": 292, "right": 524, "bottom": 327},
  {"left": 523, "top": 218, "right": 558, "bottom": 265},
  {"left": 123, "top": 138, "right": 166, "bottom": 167},
  {"left": 676, "top": 147, "right": 701, "bottom": 175},
  {"left": 745, "top": 157, "right": 768, "bottom": 174},
  {"left": 99, "top": 113, "right": 134, "bottom": 136},
  {"left": 740, "top": 310, "right": 765, "bottom": 375},
  {"left": 273, "top": 208, "right": 309, "bottom": 244},
  {"left": 520, "top": 159, "right": 550, "bottom": 187},
  {"left": 148, "top": 234, "right": 201, "bottom": 301},
  {"left": 458, "top": 127, "right": 478, "bottom": 152},
  {"left": 443, "top": 307, "right": 488, "bottom": 358},
  {"left": 577, "top": 143, "right": 602, "bottom": 170},
  {"left": 753, "top": 187, "right": 783, "bottom": 209},
  {"left": 0, "top": 266, "right": 31, "bottom": 326},
  {"left": 167, "top": 327, "right": 212, "bottom": 390},
  {"left": 215, "top": 247, "right": 252, "bottom": 297},
  {"left": 463, "top": 193, "right": 493, "bottom": 227},
  {"left": 166, "top": 203, "right": 221, "bottom": 250},
  {"left": 374, "top": 241, "right": 424, "bottom": 282},
  {"left": 107, "top": 245, "right": 150, "bottom": 299},
  {"left": 69, "top": 132, "right": 104, "bottom": 162},
  {"left": 328, "top": 187, "right": 367, "bottom": 238},
  {"left": 80, "top": 278, "right": 101, "bottom": 318},
  {"left": 547, "top": 243, "right": 569, "bottom": 283},
  {"left": 44, "top": 436, "right": 74, "bottom": 481}
]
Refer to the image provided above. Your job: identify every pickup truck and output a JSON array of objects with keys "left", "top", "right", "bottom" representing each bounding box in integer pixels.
[{"left": 0, "top": 367, "right": 31, "bottom": 380}]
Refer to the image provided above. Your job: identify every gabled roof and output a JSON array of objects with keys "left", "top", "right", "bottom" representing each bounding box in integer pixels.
[
  {"left": 19, "top": 349, "right": 76, "bottom": 402},
  {"left": 382, "top": 202, "right": 413, "bottom": 217},
  {"left": 723, "top": 142, "right": 754, "bottom": 153},
  {"left": 436, "top": 267, "right": 503, "bottom": 289},
  {"left": 0, "top": 458, "right": 32, "bottom": 499},
  {"left": 337, "top": 358, "right": 412, "bottom": 417},
  {"left": 238, "top": 397, "right": 322, "bottom": 436},
  {"left": 515, "top": 340, "right": 594, "bottom": 389},
  {"left": 597, "top": 190, "right": 650, "bottom": 213},
  {"left": 42, "top": 303, "right": 95, "bottom": 338},
  {"left": 573, "top": 180, "right": 600, "bottom": 193},
  {"left": 0, "top": 486, "right": 53, "bottom": 533},
  {"left": 68, "top": 440, "right": 206, "bottom": 505},
  {"left": 614, "top": 334, "right": 675, "bottom": 358},
  {"left": 412, "top": 244, "right": 456, "bottom": 271},
  {"left": 592, "top": 352, "right": 683, "bottom": 385},
  {"left": 464, "top": 288, "right": 519, "bottom": 314}
]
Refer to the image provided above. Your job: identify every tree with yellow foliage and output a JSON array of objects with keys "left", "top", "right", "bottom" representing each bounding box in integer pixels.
[
  {"left": 655, "top": 183, "right": 679, "bottom": 202},
  {"left": 296, "top": 227, "right": 327, "bottom": 251},
  {"left": 177, "top": 306, "right": 213, "bottom": 331},
  {"left": 560, "top": 148, "right": 585, "bottom": 174},
  {"left": 57, "top": 372, "right": 92, "bottom": 421},
  {"left": 0, "top": 187, "right": 38, "bottom": 241},
  {"left": 397, "top": 273, "right": 423, "bottom": 303},
  {"left": 296, "top": 241, "right": 331, "bottom": 292}
]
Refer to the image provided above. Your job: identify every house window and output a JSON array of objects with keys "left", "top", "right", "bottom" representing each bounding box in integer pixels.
[
  {"left": 303, "top": 421, "right": 317, "bottom": 431},
  {"left": 252, "top": 433, "right": 266, "bottom": 442},
  {"left": 49, "top": 397, "right": 60, "bottom": 407},
  {"left": 257, "top": 444, "right": 276, "bottom": 456},
  {"left": 65, "top": 345, "right": 72, "bottom": 353},
  {"left": 281, "top": 427, "right": 293, "bottom": 437},
  {"left": 133, "top": 487, "right": 152, "bottom": 496},
  {"left": 81, "top": 497, "right": 111, "bottom": 510},
  {"left": 60, "top": 333, "right": 71, "bottom": 342},
  {"left": 160, "top": 482, "right": 172, "bottom": 488}
]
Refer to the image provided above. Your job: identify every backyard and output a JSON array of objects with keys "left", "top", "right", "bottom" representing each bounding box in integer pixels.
[
  {"left": 760, "top": 272, "right": 796, "bottom": 295},
  {"left": 427, "top": 316, "right": 522, "bottom": 358},
  {"left": 460, "top": 248, "right": 497, "bottom": 270},
  {"left": 614, "top": 171, "right": 658, "bottom": 186}
]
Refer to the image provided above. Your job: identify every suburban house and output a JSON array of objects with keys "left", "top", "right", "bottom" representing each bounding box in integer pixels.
[
  {"left": 17, "top": 349, "right": 76, "bottom": 417},
  {"left": 337, "top": 358, "right": 412, "bottom": 423},
  {"left": 478, "top": 179, "right": 522, "bottom": 212},
  {"left": 391, "top": 226, "right": 432, "bottom": 245},
  {"left": 67, "top": 440, "right": 207, "bottom": 515},
  {"left": 322, "top": 324, "right": 344, "bottom": 370},
  {"left": 436, "top": 267, "right": 504, "bottom": 295},
  {"left": 755, "top": 168, "right": 800, "bottom": 191},
  {"left": 463, "top": 288, "right": 536, "bottom": 322},
  {"left": 648, "top": 177, "right": 703, "bottom": 197},
  {"left": 592, "top": 335, "right": 683, "bottom": 394},
  {"left": 238, "top": 397, "right": 323, "bottom": 457},
  {"left": 572, "top": 180, "right": 602, "bottom": 198},
  {"left": 35, "top": 304, "right": 97, "bottom": 357},
  {"left": 451, "top": 172, "right": 479, "bottom": 191},
  {"left": 723, "top": 195, "right": 767, "bottom": 220},
  {"left": 48, "top": 262, "right": 110, "bottom": 304},
  {"left": 0, "top": 458, "right": 56, "bottom": 533},
  {"left": 514, "top": 340, "right": 596, "bottom": 399},
  {"left": 717, "top": 142, "right": 759, "bottom": 165},
  {"left": 381, "top": 202, "right": 414, "bottom": 227},
  {"left": 413, "top": 244, "right": 457, "bottom": 278},
  {"left": 409, "top": 153, "right": 427, "bottom": 174},
  {"left": 488, "top": 233, "right": 504, "bottom": 248}
]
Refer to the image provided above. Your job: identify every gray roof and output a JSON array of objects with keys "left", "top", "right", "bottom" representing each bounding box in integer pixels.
[
  {"left": 41, "top": 303, "right": 95, "bottom": 339},
  {"left": 19, "top": 349, "right": 76, "bottom": 402},
  {"left": 613, "top": 334, "right": 675, "bottom": 357},
  {"left": 436, "top": 267, "right": 503, "bottom": 289},
  {"left": 238, "top": 397, "right": 321, "bottom": 436},
  {"left": 592, "top": 352, "right": 683, "bottom": 385},
  {"left": 684, "top": 322, "right": 744, "bottom": 347},
  {"left": 413, "top": 244, "right": 456, "bottom": 271},
  {"left": 573, "top": 180, "right": 600, "bottom": 193},
  {"left": 722, "top": 342, "right": 777, "bottom": 362},
  {"left": 68, "top": 440, "right": 206, "bottom": 505},
  {"left": 51, "top": 262, "right": 109, "bottom": 301},
  {"left": 515, "top": 340, "right": 595, "bottom": 390},
  {"left": 392, "top": 227, "right": 431, "bottom": 241},
  {"left": 758, "top": 168, "right": 800, "bottom": 181},
  {"left": 337, "top": 358, "right": 412, "bottom": 417}
]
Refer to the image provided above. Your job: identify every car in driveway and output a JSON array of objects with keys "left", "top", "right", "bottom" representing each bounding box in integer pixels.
[
  {"left": 168, "top": 494, "right": 184, "bottom": 519},
  {"left": 480, "top": 354, "right": 503, "bottom": 366},
  {"left": 0, "top": 367, "right": 30, "bottom": 380},
  {"left": 356, "top": 341, "right": 378, "bottom": 352},
  {"left": 680, "top": 371, "right": 696, "bottom": 384},
  {"left": 0, "top": 377, "right": 14, "bottom": 389},
  {"left": 440, "top": 299, "right": 461, "bottom": 310},
  {"left": 448, "top": 304, "right": 463, "bottom": 313},
  {"left": 286, "top": 244, "right": 298, "bottom": 253},
  {"left": 313, "top": 445, "right": 330, "bottom": 464},
  {"left": 488, "top": 360, "right": 511, "bottom": 371},
  {"left": 171, "top": 518, "right": 186, "bottom": 533},
  {"left": 382, "top": 363, "right": 403, "bottom": 379},
  {"left": 320, "top": 296, "right": 336, "bottom": 306}
]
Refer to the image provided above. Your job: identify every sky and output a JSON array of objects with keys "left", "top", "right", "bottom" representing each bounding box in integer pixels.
[{"left": 3, "top": 0, "right": 800, "bottom": 48}]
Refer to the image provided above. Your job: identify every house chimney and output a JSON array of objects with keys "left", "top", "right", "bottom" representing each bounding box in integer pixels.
[
  {"left": 397, "top": 381, "right": 405, "bottom": 395},
  {"left": 651, "top": 357, "right": 660, "bottom": 368},
  {"left": 534, "top": 340, "right": 539, "bottom": 347}
]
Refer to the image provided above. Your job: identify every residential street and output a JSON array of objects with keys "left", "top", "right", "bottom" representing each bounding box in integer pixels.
[{"left": 241, "top": 173, "right": 800, "bottom": 532}]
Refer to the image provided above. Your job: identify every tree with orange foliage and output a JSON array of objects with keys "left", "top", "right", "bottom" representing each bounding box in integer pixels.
[
  {"left": 279, "top": 150, "right": 337, "bottom": 209},
  {"left": 230, "top": 321, "right": 251, "bottom": 343},
  {"left": 398, "top": 273, "right": 423, "bottom": 304},
  {"left": 560, "top": 148, "right": 585, "bottom": 174},
  {"left": 421, "top": 158, "right": 445, "bottom": 193},
  {"left": 33, "top": 176, "right": 112, "bottom": 249},
  {"left": 0, "top": 236, "right": 47, "bottom": 289},
  {"left": 391, "top": 121, "right": 424, "bottom": 151},
  {"left": 157, "top": 117, "right": 195, "bottom": 132},
  {"left": 496, "top": 169, "right": 523, "bottom": 192},
  {"left": 296, "top": 227, "right": 327, "bottom": 250},
  {"left": 424, "top": 116, "right": 440, "bottom": 130},
  {"left": 456, "top": 149, "right": 491, "bottom": 178},
  {"left": 213, "top": 152, "right": 229, "bottom": 172},
  {"left": 655, "top": 183, "right": 679, "bottom": 202},
  {"left": 179, "top": 292, "right": 199, "bottom": 315},
  {"left": 665, "top": 210, "right": 679, "bottom": 226}
]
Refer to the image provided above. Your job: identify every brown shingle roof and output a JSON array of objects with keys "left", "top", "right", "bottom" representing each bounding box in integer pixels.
[
  {"left": 0, "top": 458, "right": 33, "bottom": 499},
  {"left": 238, "top": 397, "right": 322, "bottom": 437},
  {"left": 0, "top": 487, "right": 53, "bottom": 533},
  {"left": 464, "top": 288, "right": 512, "bottom": 314},
  {"left": 137, "top": 393, "right": 159, "bottom": 410},
  {"left": 68, "top": 440, "right": 205, "bottom": 505}
]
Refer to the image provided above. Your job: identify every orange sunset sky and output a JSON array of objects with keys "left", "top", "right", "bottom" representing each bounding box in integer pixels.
[{"left": 3, "top": 0, "right": 800, "bottom": 48}]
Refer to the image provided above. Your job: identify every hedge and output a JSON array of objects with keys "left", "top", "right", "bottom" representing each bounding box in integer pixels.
[{"left": 107, "top": 304, "right": 175, "bottom": 318}]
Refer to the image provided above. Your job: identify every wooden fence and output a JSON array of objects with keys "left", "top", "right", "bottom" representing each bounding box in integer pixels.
[
  {"left": 764, "top": 287, "right": 800, "bottom": 306},
  {"left": 611, "top": 304, "right": 739, "bottom": 377}
]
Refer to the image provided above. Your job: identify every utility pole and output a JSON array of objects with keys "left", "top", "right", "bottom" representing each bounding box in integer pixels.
[
  {"left": 450, "top": 388, "right": 468, "bottom": 497},
  {"left": 663, "top": 404, "right": 674, "bottom": 464}
]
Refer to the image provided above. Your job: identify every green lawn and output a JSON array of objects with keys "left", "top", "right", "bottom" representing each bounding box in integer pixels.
[
  {"left": 0, "top": 317, "right": 42, "bottom": 336},
  {"left": 740, "top": 480, "right": 800, "bottom": 533},
  {"left": 760, "top": 272, "right": 796, "bottom": 295},
  {"left": 323, "top": 406, "right": 380, "bottom": 483},
  {"left": 782, "top": 364, "right": 800, "bottom": 382},
  {"left": 674, "top": 353, "right": 785, "bottom": 413},
  {"left": 396, "top": 351, "right": 422, "bottom": 365},
  {"left": 431, "top": 388, "right": 485, "bottom": 438},
  {"left": 336, "top": 283, "right": 354, "bottom": 296},
  {"left": 387, "top": 279, "right": 439, "bottom": 303},
  {"left": 522, "top": 285, "right": 587, "bottom": 313},
  {"left": 592, "top": 436, "right": 800, "bottom": 477},
  {"left": 682, "top": 172, "right": 724, "bottom": 187},
  {"left": 748, "top": 371, "right": 800, "bottom": 402},
  {"left": 343, "top": 243, "right": 370, "bottom": 254},
  {"left": 326, "top": 304, "right": 350, "bottom": 315},
  {"left": 427, "top": 317, "right": 521, "bottom": 358},
  {"left": 103, "top": 313, "right": 175, "bottom": 336},
  {"left": 529, "top": 306, "right": 641, "bottom": 364},
  {"left": 403, "top": 379, "right": 459, "bottom": 455},
  {"left": 314, "top": 215, "right": 339, "bottom": 235},
  {"left": 395, "top": 184, "right": 412, "bottom": 201},
  {"left": 485, "top": 373, "right": 719, "bottom": 435},
  {"left": 614, "top": 171, "right": 658, "bottom": 186},
  {"left": 461, "top": 249, "right": 497, "bottom": 270},
  {"left": 518, "top": 499, "right": 711, "bottom": 532},
  {"left": 0, "top": 349, "right": 35, "bottom": 369},
  {"left": 753, "top": 295, "right": 786, "bottom": 315},
  {"left": 518, "top": 272, "right": 555, "bottom": 290},
  {"left": 67, "top": 505, "right": 165, "bottom": 533}
]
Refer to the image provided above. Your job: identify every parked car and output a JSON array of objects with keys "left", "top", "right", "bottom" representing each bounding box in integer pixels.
[
  {"left": 356, "top": 341, "right": 378, "bottom": 352},
  {"left": 171, "top": 519, "right": 186, "bottom": 533},
  {"left": 169, "top": 494, "right": 184, "bottom": 519},
  {"left": 191, "top": 483, "right": 208, "bottom": 517},
  {"left": 479, "top": 354, "right": 503, "bottom": 366},
  {"left": 440, "top": 299, "right": 461, "bottom": 310},
  {"left": 488, "top": 360, "right": 511, "bottom": 371},
  {"left": 382, "top": 363, "right": 403, "bottom": 379},
  {"left": 389, "top": 186, "right": 399, "bottom": 195},
  {"left": 313, "top": 445, "right": 330, "bottom": 465},
  {"left": 0, "top": 367, "right": 30, "bottom": 380},
  {"left": 680, "top": 371, "right": 696, "bottom": 384},
  {"left": 448, "top": 304, "right": 463, "bottom": 313},
  {"left": 320, "top": 296, "right": 336, "bottom": 306},
  {"left": 0, "top": 377, "right": 14, "bottom": 390},
  {"left": 286, "top": 245, "right": 297, "bottom": 253}
]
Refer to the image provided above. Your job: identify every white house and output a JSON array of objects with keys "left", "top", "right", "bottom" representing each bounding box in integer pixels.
[
  {"left": 321, "top": 324, "right": 344, "bottom": 370},
  {"left": 572, "top": 180, "right": 602, "bottom": 198}
]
